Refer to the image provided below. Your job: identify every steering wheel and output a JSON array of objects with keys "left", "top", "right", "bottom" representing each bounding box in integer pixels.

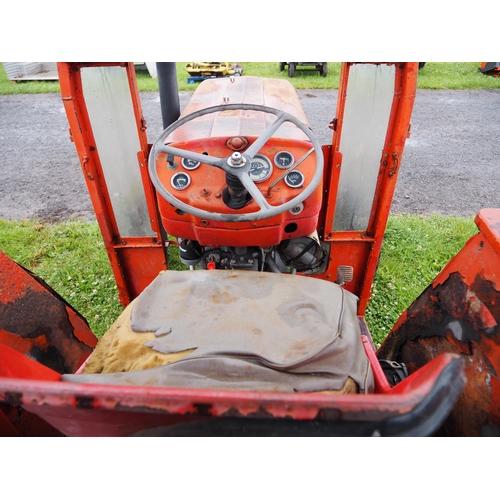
[{"left": 148, "top": 103, "right": 323, "bottom": 222}]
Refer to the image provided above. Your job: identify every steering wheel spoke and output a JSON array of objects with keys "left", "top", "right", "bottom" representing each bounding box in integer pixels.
[
  {"left": 244, "top": 112, "right": 287, "bottom": 159},
  {"left": 236, "top": 172, "right": 272, "bottom": 211},
  {"left": 160, "top": 145, "right": 225, "bottom": 169}
]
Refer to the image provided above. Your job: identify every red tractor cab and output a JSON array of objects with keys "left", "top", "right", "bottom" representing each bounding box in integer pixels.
[{"left": 2, "top": 62, "right": 498, "bottom": 436}]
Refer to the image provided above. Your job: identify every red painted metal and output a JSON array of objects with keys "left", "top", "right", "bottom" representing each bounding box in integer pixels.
[
  {"left": 0, "top": 348, "right": 461, "bottom": 436},
  {"left": 153, "top": 77, "right": 323, "bottom": 248},
  {"left": 320, "top": 63, "right": 418, "bottom": 312},
  {"left": 58, "top": 62, "right": 417, "bottom": 314},
  {"left": 169, "top": 77, "right": 311, "bottom": 141},
  {"left": 475, "top": 208, "right": 500, "bottom": 256},
  {"left": 362, "top": 335, "right": 392, "bottom": 394},
  {"left": 0, "top": 406, "right": 18, "bottom": 436},
  {"left": 57, "top": 63, "right": 167, "bottom": 307},
  {"left": 0, "top": 343, "right": 61, "bottom": 381},
  {"left": 156, "top": 163, "right": 321, "bottom": 242},
  {"left": 0, "top": 402, "right": 64, "bottom": 437},
  {"left": 1, "top": 61, "right": 477, "bottom": 436},
  {"left": 378, "top": 209, "right": 500, "bottom": 436},
  {"left": 0, "top": 251, "right": 96, "bottom": 373}
]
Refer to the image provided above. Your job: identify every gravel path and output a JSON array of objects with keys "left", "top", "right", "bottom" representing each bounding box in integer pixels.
[{"left": 1, "top": 88, "right": 499, "bottom": 222}]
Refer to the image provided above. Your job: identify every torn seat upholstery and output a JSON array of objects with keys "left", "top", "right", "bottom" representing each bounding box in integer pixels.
[{"left": 64, "top": 270, "right": 374, "bottom": 393}]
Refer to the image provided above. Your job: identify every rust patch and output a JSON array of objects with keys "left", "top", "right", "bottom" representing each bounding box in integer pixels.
[
  {"left": 4, "top": 392, "right": 22, "bottom": 406},
  {"left": 0, "top": 287, "right": 92, "bottom": 373},
  {"left": 379, "top": 271, "right": 500, "bottom": 436},
  {"left": 247, "top": 405, "right": 276, "bottom": 419},
  {"left": 0, "top": 253, "right": 96, "bottom": 373},
  {"left": 472, "top": 273, "right": 500, "bottom": 321},
  {"left": 222, "top": 407, "right": 243, "bottom": 418},
  {"left": 75, "top": 396, "right": 94, "bottom": 409},
  {"left": 316, "top": 408, "right": 342, "bottom": 420},
  {"left": 193, "top": 403, "right": 212, "bottom": 416},
  {"left": 379, "top": 272, "right": 499, "bottom": 362}
]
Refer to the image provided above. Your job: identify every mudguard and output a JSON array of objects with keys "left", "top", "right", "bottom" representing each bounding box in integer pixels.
[
  {"left": 0, "top": 251, "right": 97, "bottom": 373},
  {"left": 0, "top": 251, "right": 97, "bottom": 436},
  {"left": 378, "top": 209, "right": 500, "bottom": 436}
]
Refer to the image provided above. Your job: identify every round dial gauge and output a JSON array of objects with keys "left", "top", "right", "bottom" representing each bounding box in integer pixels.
[
  {"left": 171, "top": 172, "right": 191, "bottom": 190},
  {"left": 274, "top": 151, "right": 294, "bottom": 169},
  {"left": 284, "top": 170, "right": 304, "bottom": 188},
  {"left": 181, "top": 158, "right": 201, "bottom": 170},
  {"left": 249, "top": 155, "right": 273, "bottom": 183}
]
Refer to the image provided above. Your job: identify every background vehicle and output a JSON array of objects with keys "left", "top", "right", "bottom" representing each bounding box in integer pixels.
[
  {"left": 479, "top": 62, "right": 500, "bottom": 76},
  {"left": 1, "top": 62, "right": 498, "bottom": 436},
  {"left": 280, "top": 62, "right": 328, "bottom": 77}
]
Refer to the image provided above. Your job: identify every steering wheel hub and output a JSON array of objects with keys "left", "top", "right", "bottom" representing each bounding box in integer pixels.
[{"left": 227, "top": 152, "right": 247, "bottom": 168}]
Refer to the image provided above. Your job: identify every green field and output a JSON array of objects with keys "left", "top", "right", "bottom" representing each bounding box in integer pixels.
[
  {"left": 0, "top": 215, "right": 477, "bottom": 342},
  {"left": 1, "top": 62, "right": 500, "bottom": 95}
]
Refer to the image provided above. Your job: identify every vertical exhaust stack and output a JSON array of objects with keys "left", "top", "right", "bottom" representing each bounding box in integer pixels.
[{"left": 156, "top": 62, "right": 180, "bottom": 129}]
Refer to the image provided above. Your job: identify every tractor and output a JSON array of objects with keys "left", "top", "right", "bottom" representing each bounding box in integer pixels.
[{"left": 1, "top": 62, "right": 499, "bottom": 436}]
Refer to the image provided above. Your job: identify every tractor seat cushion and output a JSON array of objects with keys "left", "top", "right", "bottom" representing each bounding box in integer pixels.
[{"left": 66, "top": 270, "right": 373, "bottom": 393}]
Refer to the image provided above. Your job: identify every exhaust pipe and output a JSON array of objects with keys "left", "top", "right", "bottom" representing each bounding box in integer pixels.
[{"left": 156, "top": 62, "right": 180, "bottom": 129}]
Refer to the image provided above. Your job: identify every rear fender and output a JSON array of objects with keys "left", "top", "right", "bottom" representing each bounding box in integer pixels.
[
  {"left": 0, "top": 251, "right": 97, "bottom": 374},
  {"left": 378, "top": 209, "right": 500, "bottom": 436}
]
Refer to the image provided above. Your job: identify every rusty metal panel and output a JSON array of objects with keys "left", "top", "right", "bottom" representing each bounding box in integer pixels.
[
  {"left": 378, "top": 209, "right": 500, "bottom": 436},
  {"left": 0, "top": 251, "right": 97, "bottom": 374},
  {"left": 0, "top": 352, "right": 462, "bottom": 437}
]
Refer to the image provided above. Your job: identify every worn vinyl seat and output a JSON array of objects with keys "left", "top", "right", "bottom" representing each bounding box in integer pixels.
[{"left": 64, "top": 270, "right": 374, "bottom": 394}]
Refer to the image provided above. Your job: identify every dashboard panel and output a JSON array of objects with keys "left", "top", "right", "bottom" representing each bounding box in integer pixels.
[{"left": 154, "top": 135, "right": 323, "bottom": 247}]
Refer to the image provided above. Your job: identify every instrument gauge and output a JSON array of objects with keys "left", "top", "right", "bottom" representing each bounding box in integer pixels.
[
  {"left": 171, "top": 172, "right": 191, "bottom": 190},
  {"left": 284, "top": 170, "right": 304, "bottom": 188},
  {"left": 249, "top": 155, "right": 273, "bottom": 183},
  {"left": 274, "top": 151, "right": 294, "bottom": 169},
  {"left": 181, "top": 158, "right": 201, "bottom": 170}
]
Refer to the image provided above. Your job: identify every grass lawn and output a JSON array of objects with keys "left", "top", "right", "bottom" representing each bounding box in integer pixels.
[
  {"left": 1, "top": 62, "right": 500, "bottom": 95},
  {"left": 365, "top": 214, "right": 477, "bottom": 345},
  {"left": 0, "top": 215, "right": 478, "bottom": 341}
]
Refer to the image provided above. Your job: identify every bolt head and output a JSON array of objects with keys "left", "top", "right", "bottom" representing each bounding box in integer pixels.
[{"left": 228, "top": 151, "right": 246, "bottom": 168}]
